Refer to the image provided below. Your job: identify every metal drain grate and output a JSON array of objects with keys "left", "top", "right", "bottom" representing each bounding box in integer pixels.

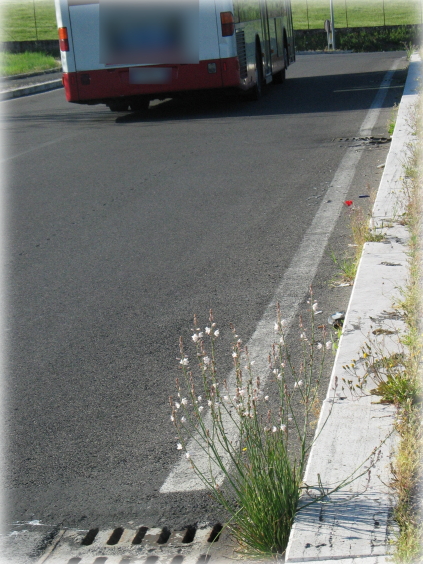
[
  {"left": 36, "top": 524, "right": 232, "bottom": 564},
  {"left": 333, "top": 135, "right": 392, "bottom": 146}
]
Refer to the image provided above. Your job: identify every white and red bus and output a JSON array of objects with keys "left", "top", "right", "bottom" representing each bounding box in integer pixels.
[{"left": 54, "top": 0, "right": 295, "bottom": 111}]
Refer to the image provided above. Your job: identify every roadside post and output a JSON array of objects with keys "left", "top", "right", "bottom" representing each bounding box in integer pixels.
[
  {"left": 330, "top": 0, "right": 336, "bottom": 49},
  {"left": 324, "top": 19, "right": 332, "bottom": 50}
]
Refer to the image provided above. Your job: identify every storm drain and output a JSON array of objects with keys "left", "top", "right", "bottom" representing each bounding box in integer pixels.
[
  {"left": 333, "top": 135, "right": 392, "bottom": 147},
  {"left": 36, "top": 524, "right": 231, "bottom": 564}
]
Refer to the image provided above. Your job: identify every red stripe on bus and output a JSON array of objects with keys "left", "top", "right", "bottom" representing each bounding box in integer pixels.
[{"left": 62, "top": 58, "right": 241, "bottom": 103}]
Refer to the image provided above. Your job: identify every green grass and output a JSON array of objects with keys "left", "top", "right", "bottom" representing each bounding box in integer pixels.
[
  {"left": 0, "top": 0, "right": 421, "bottom": 41},
  {"left": 0, "top": 0, "right": 57, "bottom": 42},
  {"left": 0, "top": 51, "right": 60, "bottom": 76},
  {"left": 292, "top": 0, "right": 422, "bottom": 30}
]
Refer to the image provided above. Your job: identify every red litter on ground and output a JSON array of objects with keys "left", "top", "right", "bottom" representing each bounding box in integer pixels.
[{"left": 344, "top": 200, "right": 353, "bottom": 206}]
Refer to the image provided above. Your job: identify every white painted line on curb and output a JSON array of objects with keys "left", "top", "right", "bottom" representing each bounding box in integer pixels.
[{"left": 160, "top": 59, "right": 401, "bottom": 494}]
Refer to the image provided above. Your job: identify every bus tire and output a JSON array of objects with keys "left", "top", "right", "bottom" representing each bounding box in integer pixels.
[
  {"left": 108, "top": 99, "right": 129, "bottom": 112},
  {"left": 273, "top": 45, "right": 288, "bottom": 84},
  {"left": 249, "top": 43, "right": 263, "bottom": 100},
  {"left": 129, "top": 97, "right": 150, "bottom": 112}
]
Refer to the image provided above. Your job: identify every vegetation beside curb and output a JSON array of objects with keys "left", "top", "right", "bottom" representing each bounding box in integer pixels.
[
  {"left": 389, "top": 99, "right": 423, "bottom": 564},
  {"left": 337, "top": 95, "right": 422, "bottom": 562},
  {"left": 0, "top": 51, "right": 60, "bottom": 77}
]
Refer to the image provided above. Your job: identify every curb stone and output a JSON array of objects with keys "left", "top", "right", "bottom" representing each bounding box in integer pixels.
[
  {"left": 0, "top": 78, "right": 63, "bottom": 100},
  {"left": 285, "top": 54, "right": 421, "bottom": 564}
]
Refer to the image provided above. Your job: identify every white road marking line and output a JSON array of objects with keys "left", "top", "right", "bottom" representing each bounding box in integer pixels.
[
  {"left": 160, "top": 59, "right": 401, "bottom": 493},
  {"left": 0, "top": 134, "right": 78, "bottom": 163}
]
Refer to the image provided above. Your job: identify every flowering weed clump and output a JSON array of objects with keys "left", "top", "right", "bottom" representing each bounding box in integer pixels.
[{"left": 169, "top": 295, "right": 334, "bottom": 557}]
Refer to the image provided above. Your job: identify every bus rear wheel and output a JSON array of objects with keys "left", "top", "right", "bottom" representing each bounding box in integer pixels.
[
  {"left": 249, "top": 44, "right": 264, "bottom": 100},
  {"left": 107, "top": 99, "right": 129, "bottom": 112},
  {"left": 129, "top": 97, "right": 150, "bottom": 112},
  {"left": 273, "top": 45, "right": 288, "bottom": 84}
]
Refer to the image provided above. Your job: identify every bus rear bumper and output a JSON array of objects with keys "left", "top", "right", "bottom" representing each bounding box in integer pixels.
[{"left": 62, "top": 58, "right": 241, "bottom": 103}]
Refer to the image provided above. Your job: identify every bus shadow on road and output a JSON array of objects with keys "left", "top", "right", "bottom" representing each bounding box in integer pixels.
[{"left": 113, "top": 68, "right": 407, "bottom": 126}]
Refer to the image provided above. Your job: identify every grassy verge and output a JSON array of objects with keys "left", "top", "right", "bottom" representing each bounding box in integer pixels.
[
  {"left": 0, "top": 0, "right": 57, "bottom": 42},
  {"left": 0, "top": 51, "right": 61, "bottom": 77},
  {"left": 389, "top": 99, "right": 423, "bottom": 563},
  {"left": 0, "top": 0, "right": 421, "bottom": 42},
  {"left": 292, "top": 0, "right": 421, "bottom": 30}
]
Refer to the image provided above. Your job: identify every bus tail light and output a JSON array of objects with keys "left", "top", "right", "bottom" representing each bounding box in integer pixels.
[
  {"left": 220, "top": 12, "right": 234, "bottom": 36},
  {"left": 58, "top": 27, "right": 69, "bottom": 51}
]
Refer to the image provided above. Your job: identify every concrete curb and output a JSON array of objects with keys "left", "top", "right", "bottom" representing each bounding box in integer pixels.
[
  {"left": 285, "top": 54, "right": 421, "bottom": 563},
  {"left": 0, "top": 79, "right": 62, "bottom": 101}
]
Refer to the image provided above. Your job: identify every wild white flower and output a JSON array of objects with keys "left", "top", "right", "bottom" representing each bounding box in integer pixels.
[
  {"left": 208, "top": 400, "right": 212, "bottom": 407},
  {"left": 288, "top": 416, "right": 293, "bottom": 422},
  {"left": 205, "top": 326, "right": 211, "bottom": 334},
  {"left": 280, "top": 335, "right": 285, "bottom": 344},
  {"left": 175, "top": 402, "right": 181, "bottom": 409},
  {"left": 317, "top": 342, "right": 323, "bottom": 350},
  {"left": 197, "top": 395, "right": 202, "bottom": 402},
  {"left": 223, "top": 395, "right": 229, "bottom": 401},
  {"left": 192, "top": 334, "right": 199, "bottom": 343},
  {"left": 326, "top": 341, "right": 332, "bottom": 350},
  {"left": 239, "top": 389, "right": 246, "bottom": 397},
  {"left": 203, "top": 356, "right": 211, "bottom": 365},
  {"left": 274, "top": 322, "right": 279, "bottom": 331},
  {"left": 294, "top": 380, "right": 303, "bottom": 388},
  {"left": 280, "top": 424, "right": 287, "bottom": 432},
  {"left": 177, "top": 443, "right": 183, "bottom": 450},
  {"left": 180, "top": 357, "right": 189, "bottom": 366},
  {"left": 232, "top": 352, "right": 238, "bottom": 358},
  {"left": 181, "top": 416, "right": 186, "bottom": 422},
  {"left": 198, "top": 332, "right": 203, "bottom": 338},
  {"left": 181, "top": 398, "right": 188, "bottom": 406},
  {"left": 198, "top": 406, "right": 204, "bottom": 412},
  {"left": 312, "top": 302, "right": 318, "bottom": 312},
  {"left": 300, "top": 332, "right": 307, "bottom": 341},
  {"left": 264, "top": 395, "right": 269, "bottom": 401},
  {"left": 251, "top": 361, "right": 255, "bottom": 365},
  {"left": 272, "top": 426, "right": 277, "bottom": 433},
  {"left": 264, "top": 426, "right": 270, "bottom": 432},
  {"left": 185, "top": 452, "right": 191, "bottom": 459},
  {"left": 237, "top": 338, "right": 242, "bottom": 344},
  {"left": 277, "top": 373, "right": 282, "bottom": 380},
  {"left": 214, "top": 329, "right": 220, "bottom": 337},
  {"left": 281, "top": 319, "right": 287, "bottom": 328},
  {"left": 272, "top": 368, "right": 278, "bottom": 375},
  {"left": 170, "top": 415, "right": 175, "bottom": 422}
]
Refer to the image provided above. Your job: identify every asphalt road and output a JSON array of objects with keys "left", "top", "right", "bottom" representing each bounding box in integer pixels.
[{"left": 2, "top": 52, "right": 408, "bottom": 534}]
